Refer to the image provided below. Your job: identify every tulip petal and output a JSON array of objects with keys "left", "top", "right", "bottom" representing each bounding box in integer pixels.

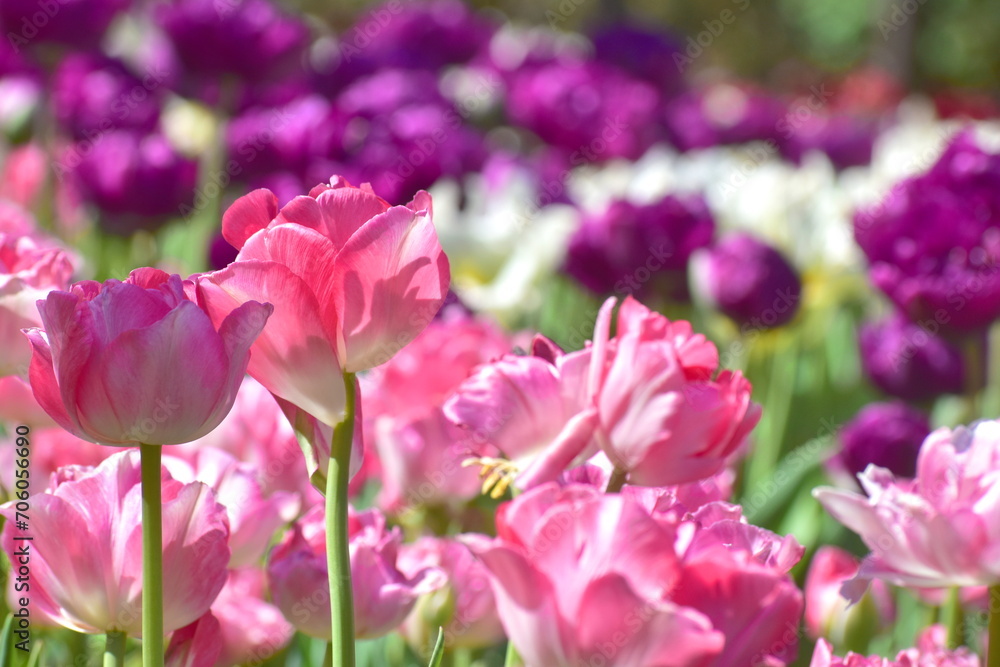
[
  {"left": 222, "top": 189, "right": 279, "bottom": 250},
  {"left": 332, "top": 207, "right": 450, "bottom": 371},
  {"left": 197, "top": 261, "right": 346, "bottom": 427},
  {"left": 23, "top": 328, "right": 78, "bottom": 435}
]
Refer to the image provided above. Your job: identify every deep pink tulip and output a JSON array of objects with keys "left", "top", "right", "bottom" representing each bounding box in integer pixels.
[
  {"left": 670, "top": 503, "right": 805, "bottom": 666},
  {"left": 814, "top": 420, "right": 1000, "bottom": 589},
  {"left": 267, "top": 505, "right": 445, "bottom": 639},
  {"left": 167, "top": 447, "right": 298, "bottom": 567},
  {"left": 805, "top": 546, "right": 894, "bottom": 646},
  {"left": 398, "top": 537, "right": 506, "bottom": 651},
  {"left": 809, "top": 638, "right": 979, "bottom": 667},
  {"left": 196, "top": 176, "right": 450, "bottom": 427},
  {"left": 589, "top": 296, "right": 761, "bottom": 486},
  {"left": 0, "top": 450, "right": 230, "bottom": 635},
  {"left": 23, "top": 268, "right": 271, "bottom": 446},
  {"left": 0, "top": 233, "right": 73, "bottom": 377},
  {"left": 464, "top": 483, "right": 726, "bottom": 667}
]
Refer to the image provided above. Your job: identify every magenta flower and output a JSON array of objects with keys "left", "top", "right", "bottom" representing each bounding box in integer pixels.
[
  {"left": 815, "top": 420, "right": 1000, "bottom": 589},
  {"left": 0, "top": 450, "right": 230, "bottom": 635},
  {"left": 267, "top": 505, "right": 445, "bottom": 639},
  {"left": 0, "top": 233, "right": 73, "bottom": 378},
  {"left": 464, "top": 483, "right": 725, "bottom": 667},
  {"left": 590, "top": 297, "right": 761, "bottom": 486},
  {"left": 23, "top": 268, "right": 270, "bottom": 446},
  {"left": 197, "top": 176, "right": 450, "bottom": 427}
]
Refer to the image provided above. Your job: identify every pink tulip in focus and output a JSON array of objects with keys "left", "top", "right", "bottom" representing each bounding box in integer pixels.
[
  {"left": 0, "top": 233, "right": 73, "bottom": 377},
  {"left": 809, "top": 638, "right": 979, "bottom": 667},
  {"left": 167, "top": 447, "right": 298, "bottom": 567},
  {"left": 0, "top": 450, "right": 230, "bottom": 635},
  {"left": 23, "top": 268, "right": 271, "bottom": 446},
  {"left": 464, "top": 483, "right": 726, "bottom": 667},
  {"left": 814, "top": 420, "right": 1000, "bottom": 588},
  {"left": 444, "top": 337, "right": 600, "bottom": 490},
  {"left": 805, "top": 546, "right": 894, "bottom": 650},
  {"left": 589, "top": 296, "right": 761, "bottom": 486},
  {"left": 196, "top": 176, "right": 450, "bottom": 427},
  {"left": 398, "top": 537, "right": 506, "bottom": 651},
  {"left": 267, "top": 505, "right": 445, "bottom": 639}
]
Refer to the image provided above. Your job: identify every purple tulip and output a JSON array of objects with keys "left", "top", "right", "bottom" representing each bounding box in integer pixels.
[
  {"left": 1, "top": 0, "right": 130, "bottom": 50},
  {"left": 858, "top": 313, "right": 965, "bottom": 402},
  {"left": 835, "top": 402, "right": 930, "bottom": 479},
  {"left": 564, "top": 195, "right": 715, "bottom": 298},
  {"left": 691, "top": 233, "right": 801, "bottom": 329},
  {"left": 855, "top": 130, "right": 1000, "bottom": 331}
]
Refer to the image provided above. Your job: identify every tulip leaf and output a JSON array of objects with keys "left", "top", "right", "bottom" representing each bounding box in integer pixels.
[
  {"left": 0, "top": 614, "right": 11, "bottom": 667},
  {"left": 426, "top": 628, "right": 445, "bottom": 667}
]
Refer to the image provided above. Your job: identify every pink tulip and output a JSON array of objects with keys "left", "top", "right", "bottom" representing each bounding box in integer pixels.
[
  {"left": 195, "top": 176, "right": 450, "bottom": 428},
  {"left": 464, "top": 483, "right": 726, "bottom": 667},
  {"left": 809, "top": 638, "right": 979, "bottom": 667},
  {"left": 670, "top": 503, "right": 805, "bottom": 666},
  {"left": 23, "top": 268, "right": 271, "bottom": 446},
  {"left": 365, "top": 310, "right": 512, "bottom": 511},
  {"left": 0, "top": 232, "right": 73, "bottom": 377},
  {"left": 267, "top": 505, "right": 445, "bottom": 639},
  {"left": 167, "top": 447, "right": 298, "bottom": 567},
  {"left": 172, "top": 568, "right": 294, "bottom": 667},
  {"left": 443, "top": 338, "right": 600, "bottom": 490},
  {"left": 165, "top": 614, "right": 222, "bottom": 667},
  {"left": 178, "top": 376, "right": 321, "bottom": 508},
  {"left": 398, "top": 537, "right": 506, "bottom": 651},
  {"left": 805, "top": 546, "right": 894, "bottom": 647},
  {"left": 0, "top": 144, "right": 46, "bottom": 209},
  {"left": 814, "top": 420, "right": 1000, "bottom": 589},
  {"left": 0, "top": 450, "right": 230, "bottom": 635},
  {"left": 589, "top": 296, "right": 761, "bottom": 486}
]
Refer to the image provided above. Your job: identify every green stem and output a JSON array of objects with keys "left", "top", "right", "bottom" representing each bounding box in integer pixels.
[
  {"left": 327, "top": 372, "right": 357, "bottom": 667},
  {"left": 989, "top": 585, "right": 1000, "bottom": 667},
  {"left": 104, "top": 630, "right": 127, "bottom": 667},
  {"left": 140, "top": 444, "right": 164, "bottom": 667},
  {"left": 964, "top": 337, "right": 985, "bottom": 420},
  {"left": 504, "top": 641, "right": 522, "bottom": 667},
  {"left": 943, "top": 586, "right": 964, "bottom": 649}
]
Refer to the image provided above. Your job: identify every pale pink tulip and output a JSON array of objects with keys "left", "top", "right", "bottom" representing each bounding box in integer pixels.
[
  {"left": 195, "top": 176, "right": 450, "bottom": 427},
  {"left": 814, "top": 420, "right": 1000, "bottom": 589},
  {"left": 589, "top": 296, "right": 761, "bottom": 486},
  {"left": 0, "top": 233, "right": 73, "bottom": 377},
  {"left": 444, "top": 338, "right": 599, "bottom": 489},
  {"left": 805, "top": 546, "right": 894, "bottom": 648},
  {"left": 0, "top": 450, "right": 230, "bottom": 635},
  {"left": 24, "top": 268, "right": 270, "bottom": 446},
  {"left": 267, "top": 505, "right": 445, "bottom": 639},
  {"left": 464, "top": 483, "right": 726, "bottom": 667},
  {"left": 809, "top": 638, "right": 979, "bottom": 667},
  {"left": 398, "top": 537, "right": 505, "bottom": 651},
  {"left": 167, "top": 447, "right": 298, "bottom": 567},
  {"left": 0, "top": 375, "right": 57, "bottom": 428}
]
